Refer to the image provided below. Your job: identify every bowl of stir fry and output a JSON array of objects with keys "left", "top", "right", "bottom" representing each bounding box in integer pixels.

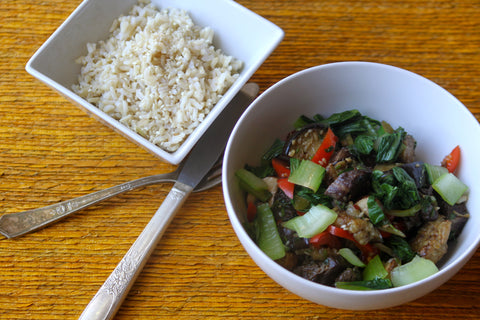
[{"left": 222, "top": 61, "right": 480, "bottom": 310}]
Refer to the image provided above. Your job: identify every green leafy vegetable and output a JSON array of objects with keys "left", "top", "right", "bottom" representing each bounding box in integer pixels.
[
  {"left": 390, "top": 255, "right": 438, "bottom": 287},
  {"left": 432, "top": 172, "right": 469, "bottom": 205},
  {"left": 354, "top": 135, "right": 376, "bottom": 155},
  {"left": 367, "top": 196, "right": 385, "bottom": 225},
  {"left": 246, "top": 139, "right": 285, "bottom": 178},
  {"left": 338, "top": 248, "right": 366, "bottom": 267},
  {"left": 323, "top": 109, "right": 362, "bottom": 126},
  {"left": 363, "top": 255, "right": 388, "bottom": 281},
  {"left": 282, "top": 204, "right": 337, "bottom": 238},
  {"left": 293, "top": 115, "right": 315, "bottom": 129},
  {"left": 376, "top": 127, "right": 405, "bottom": 163},
  {"left": 288, "top": 159, "right": 325, "bottom": 192},
  {"left": 262, "top": 139, "right": 285, "bottom": 162},
  {"left": 424, "top": 163, "right": 449, "bottom": 185},
  {"left": 392, "top": 167, "right": 421, "bottom": 208},
  {"left": 235, "top": 168, "right": 272, "bottom": 202},
  {"left": 295, "top": 186, "right": 333, "bottom": 210},
  {"left": 335, "top": 278, "right": 393, "bottom": 290},
  {"left": 254, "top": 203, "right": 286, "bottom": 260},
  {"left": 385, "top": 235, "right": 415, "bottom": 263},
  {"left": 372, "top": 167, "right": 421, "bottom": 210}
]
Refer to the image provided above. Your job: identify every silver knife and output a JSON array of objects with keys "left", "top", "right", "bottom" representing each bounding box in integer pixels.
[{"left": 78, "top": 82, "right": 259, "bottom": 320}]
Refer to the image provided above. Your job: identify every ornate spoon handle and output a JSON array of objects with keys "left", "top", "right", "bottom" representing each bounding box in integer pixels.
[{"left": 0, "top": 171, "right": 178, "bottom": 238}]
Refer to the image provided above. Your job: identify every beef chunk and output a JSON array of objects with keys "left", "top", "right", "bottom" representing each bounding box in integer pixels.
[
  {"left": 398, "top": 134, "right": 416, "bottom": 163},
  {"left": 325, "top": 169, "right": 372, "bottom": 202},
  {"left": 410, "top": 216, "right": 452, "bottom": 264},
  {"left": 276, "top": 252, "right": 298, "bottom": 271}
]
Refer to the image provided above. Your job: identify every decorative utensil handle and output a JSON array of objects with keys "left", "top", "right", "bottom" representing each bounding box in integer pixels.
[
  {"left": 0, "top": 172, "right": 178, "bottom": 239},
  {"left": 78, "top": 181, "right": 193, "bottom": 320}
]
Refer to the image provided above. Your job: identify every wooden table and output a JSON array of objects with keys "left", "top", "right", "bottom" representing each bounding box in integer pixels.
[{"left": 1, "top": 0, "right": 479, "bottom": 319}]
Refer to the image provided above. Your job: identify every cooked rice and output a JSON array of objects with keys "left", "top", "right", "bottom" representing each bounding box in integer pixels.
[{"left": 72, "top": 0, "right": 242, "bottom": 152}]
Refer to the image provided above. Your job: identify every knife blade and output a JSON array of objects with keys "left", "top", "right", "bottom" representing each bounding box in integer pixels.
[{"left": 78, "top": 82, "right": 259, "bottom": 320}]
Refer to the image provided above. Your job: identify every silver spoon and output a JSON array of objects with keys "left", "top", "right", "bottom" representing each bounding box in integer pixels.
[{"left": 0, "top": 160, "right": 222, "bottom": 239}]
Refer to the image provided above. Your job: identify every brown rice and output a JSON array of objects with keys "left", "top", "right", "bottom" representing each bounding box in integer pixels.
[{"left": 72, "top": 0, "right": 242, "bottom": 152}]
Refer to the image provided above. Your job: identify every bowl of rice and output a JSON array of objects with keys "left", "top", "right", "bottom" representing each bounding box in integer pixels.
[{"left": 26, "top": 0, "right": 283, "bottom": 164}]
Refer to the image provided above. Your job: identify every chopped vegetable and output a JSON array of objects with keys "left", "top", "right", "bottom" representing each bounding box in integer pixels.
[
  {"left": 390, "top": 255, "right": 438, "bottom": 287},
  {"left": 247, "top": 201, "right": 257, "bottom": 222},
  {"left": 432, "top": 172, "right": 468, "bottom": 206},
  {"left": 310, "top": 231, "right": 341, "bottom": 249},
  {"left": 372, "top": 167, "right": 420, "bottom": 210},
  {"left": 335, "top": 278, "right": 392, "bottom": 290},
  {"left": 363, "top": 255, "right": 388, "bottom": 281},
  {"left": 327, "top": 225, "right": 378, "bottom": 258},
  {"left": 376, "top": 127, "right": 406, "bottom": 163},
  {"left": 288, "top": 159, "right": 325, "bottom": 192},
  {"left": 277, "top": 178, "right": 295, "bottom": 199},
  {"left": 338, "top": 248, "right": 366, "bottom": 267},
  {"left": 254, "top": 203, "right": 286, "bottom": 260},
  {"left": 424, "top": 163, "right": 449, "bottom": 185},
  {"left": 272, "top": 158, "right": 290, "bottom": 178},
  {"left": 353, "top": 135, "right": 376, "bottom": 155},
  {"left": 385, "top": 235, "right": 415, "bottom": 263},
  {"left": 441, "top": 145, "right": 461, "bottom": 173},
  {"left": 235, "top": 168, "right": 272, "bottom": 202},
  {"left": 367, "top": 196, "right": 385, "bottom": 225},
  {"left": 386, "top": 202, "right": 423, "bottom": 217},
  {"left": 283, "top": 204, "right": 337, "bottom": 238},
  {"left": 311, "top": 127, "right": 338, "bottom": 166},
  {"left": 262, "top": 139, "right": 285, "bottom": 163}
]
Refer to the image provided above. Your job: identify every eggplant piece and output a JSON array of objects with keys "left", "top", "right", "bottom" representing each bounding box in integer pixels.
[
  {"left": 277, "top": 224, "right": 309, "bottom": 251},
  {"left": 401, "top": 161, "right": 427, "bottom": 189},
  {"left": 271, "top": 187, "right": 297, "bottom": 221},
  {"left": 294, "top": 254, "right": 348, "bottom": 286},
  {"left": 325, "top": 169, "right": 372, "bottom": 202},
  {"left": 330, "top": 147, "right": 354, "bottom": 164},
  {"left": 283, "top": 123, "right": 328, "bottom": 160},
  {"left": 324, "top": 147, "right": 355, "bottom": 184},
  {"left": 335, "top": 267, "right": 362, "bottom": 283},
  {"left": 437, "top": 200, "right": 470, "bottom": 240}
]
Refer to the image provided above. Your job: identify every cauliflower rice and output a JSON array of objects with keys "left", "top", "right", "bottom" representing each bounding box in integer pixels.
[{"left": 72, "top": 0, "right": 242, "bottom": 152}]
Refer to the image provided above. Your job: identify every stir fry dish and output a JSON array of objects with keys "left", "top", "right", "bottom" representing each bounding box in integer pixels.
[{"left": 236, "top": 109, "right": 469, "bottom": 290}]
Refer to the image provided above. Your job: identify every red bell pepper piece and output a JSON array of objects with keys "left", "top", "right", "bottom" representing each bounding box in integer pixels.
[
  {"left": 327, "top": 225, "right": 355, "bottom": 241},
  {"left": 247, "top": 201, "right": 257, "bottom": 222},
  {"left": 272, "top": 159, "right": 295, "bottom": 199},
  {"left": 310, "top": 231, "right": 342, "bottom": 249},
  {"left": 326, "top": 225, "right": 377, "bottom": 259},
  {"left": 311, "top": 127, "right": 338, "bottom": 167},
  {"left": 272, "top": 158, "right": 290, "bottom": 178},
  {"left": 277, "top": 178, "right": 295, "bottom": 199},
  {"left": 441, "top": 145, "right": 461, "bottom": 173}
]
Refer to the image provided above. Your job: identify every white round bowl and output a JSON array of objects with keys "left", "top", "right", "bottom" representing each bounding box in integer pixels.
[{"left": 222, "top": 61, "right": 480, "bottom": 310}]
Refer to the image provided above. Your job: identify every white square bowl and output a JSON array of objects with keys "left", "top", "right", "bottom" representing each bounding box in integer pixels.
[{"left": 26, "top": 0, "right": 284, "bottom": 164}]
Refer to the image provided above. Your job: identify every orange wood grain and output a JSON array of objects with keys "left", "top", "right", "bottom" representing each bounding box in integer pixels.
[{"left": 0, "top": 0, "right": 479, "bottom": 319}]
